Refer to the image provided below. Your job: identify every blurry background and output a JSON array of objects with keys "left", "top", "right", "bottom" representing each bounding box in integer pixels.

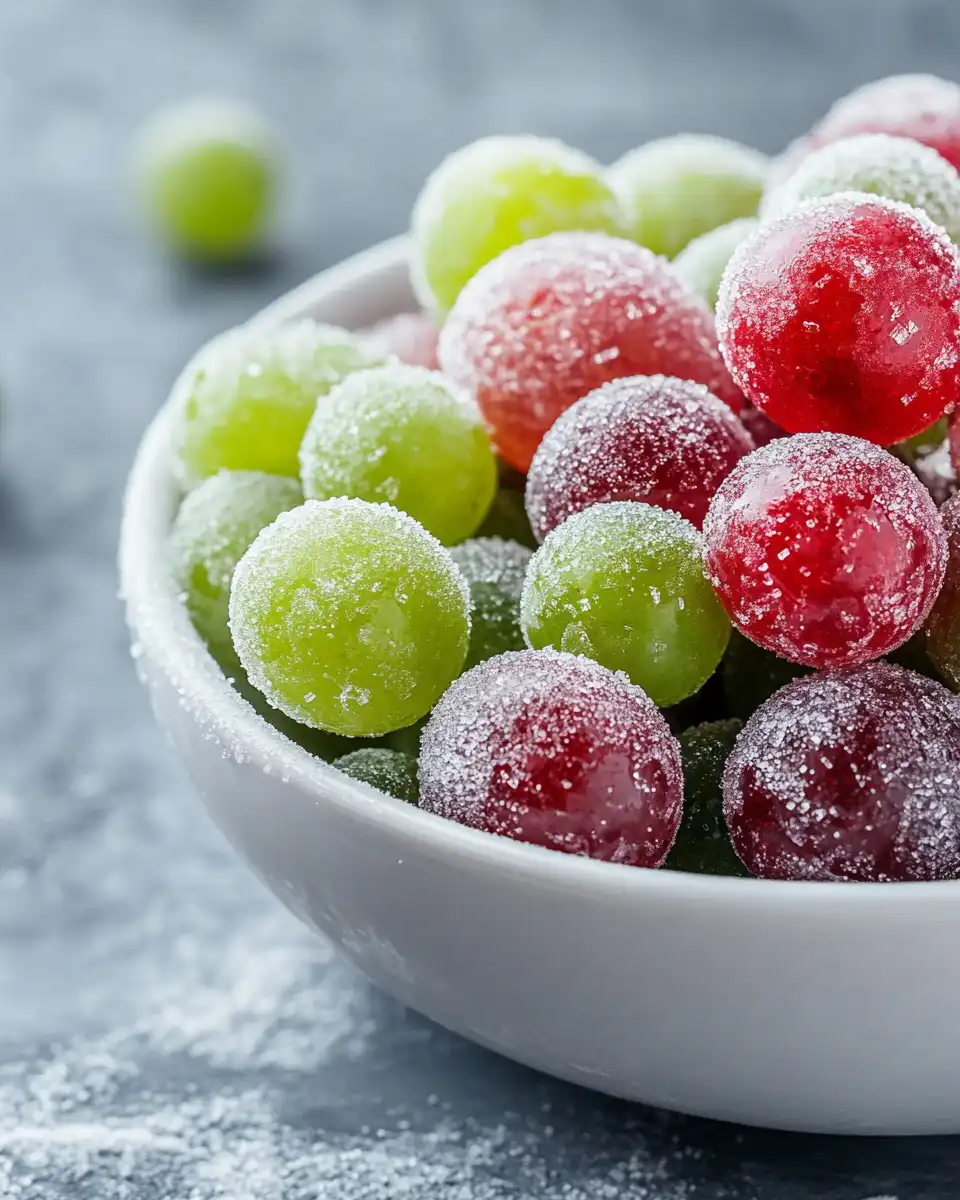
[{"left": 2, "top": 0, "right": 960, "bottom": 1195}]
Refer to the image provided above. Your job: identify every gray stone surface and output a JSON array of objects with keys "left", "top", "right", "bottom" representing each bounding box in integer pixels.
[{"left": 2, "top": 0, "right": 960, "bottom": 1194}]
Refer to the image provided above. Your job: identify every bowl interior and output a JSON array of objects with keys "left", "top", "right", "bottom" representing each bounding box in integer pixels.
[{"left": 120, "top": 234, "right": 960, "bottom": 906}]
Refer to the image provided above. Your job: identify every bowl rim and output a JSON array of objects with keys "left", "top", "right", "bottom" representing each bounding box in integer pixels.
[{"left": 119, "top": 233, "right": 960, "bottom": 907}]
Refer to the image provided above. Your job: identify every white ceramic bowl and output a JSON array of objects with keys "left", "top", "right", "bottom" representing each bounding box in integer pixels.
[{"left": 120, "top": 236, "right": 960, "bottom": 1137}]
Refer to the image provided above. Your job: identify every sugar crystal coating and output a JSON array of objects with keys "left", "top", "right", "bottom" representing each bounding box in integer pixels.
[
  {"left": 521, "top": 501, "right": 730, "bottom": 708},
  {"left": 607, "top": 135, "right": 768, "bottom": 258},
  {"left": 803, "top": 74, "right": 960, "bottom": 175},
  {"left": 703, "top": 433, "right": 948, "bottom": 669},
  {"left": 411, "top": 135, "right": 626, "bottom": 316},
  {"left": 724, "top": 662, "right": 960, "bottom": 881},
  {"left": 450, "top": 537, "right": 532, "bottom": 669},
  {"left": 927, "top": 492, "right": 960, "bottom": 688},
  {"left": 334, "top": 747, "right": 420, "bottom": 805},
  {"left": 419, "top": 648, "right": 683, "bottom": 866},
  {"left": 666, "top": 719, "right": 747, "bottom": 876},
  {"left": 362, "top": 311, "right": 439, "bottom": 369},
  {"left": 229, "top": 498, "right": 470, "bottom": 737},
  {"left": 525, "top": 374, "right": 754, "bottom": 539},
  {"left": 176, "top": 320, "right": 384, "bottom": 482},
  {"left": 717, "top": 192, "right": 960, "bottom": 445},
  {"left": 169, "top": 469, "right": 303, "bottom": 670},
  {"left": 299, "top": 363, "right": 496, "bottom": 546},
  {"left": 673, "top": 217, "right": 757, "bottom": 310},
  {"left": 440, "top": 231, "right": 742, "bottom": 472},
  {"left": 916, "top": 437, "right": 957, "bottom": 507},
  {"left": 762, "top": 133, "right": 960, "bottom": 241}
]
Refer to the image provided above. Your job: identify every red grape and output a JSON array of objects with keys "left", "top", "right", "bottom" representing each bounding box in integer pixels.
[
  {"left": 363, "top": 311, "right": 439, "bottom": 369},
  {"left": 439, "top": 231, "right": 741, "bottom": 472},
  {"left": 525, "top": 374, "right": 753, "bottom": 539},
  {"left": 724, "top": 662, "right": 960, "bottom": 881},
  {"left": 703, "top": 433, "right": 947, "bottom": 669},
  {"left": 718, "top": 193, "right": 960, "bottom": 446},
  {"left": 419, "top": 648, "right": 683, "bottom": 867}
]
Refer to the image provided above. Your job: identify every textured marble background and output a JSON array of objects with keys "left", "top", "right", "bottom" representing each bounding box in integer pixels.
[{"left": 2, "top": 0, "right": 960, "bottom": 1195}]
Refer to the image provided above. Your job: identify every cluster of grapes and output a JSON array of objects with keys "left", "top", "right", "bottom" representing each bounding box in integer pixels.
[{"left": 168, "top": 73, "right": 960, "bottom": 883}]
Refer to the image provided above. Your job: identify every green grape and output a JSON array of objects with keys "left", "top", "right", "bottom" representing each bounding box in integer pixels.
[
  {"left": 229, "top": 498, "right": 470, "bottom": 736},
  {"left": 722, "top": 631, "right": 811, "bottom": 721},
  {"left": 520, "top": 501, "right": 730, "bottom": 707},
  {"left": 334, "top": 748, "right": 420, "bottom": 804},
  {"left": 666, "top": 719, "right": 747, "bottom": 876},
  {"left": 761, "top": 134, "right": 960, "bottom": 241},
  {"left": 135, "top": 99, "right": 278, "bottom": 262},
  {"left": 411, "top": 135, "right": 626, "bottom": 316},
  {"left": 607, "top": 134, "right": 767, "bottom": 259},
  {"left": 176, "top": 320, "right": 383, "bottom": 483},
  {"left": 449, "top": 537, "right": 532, "bottom": 669},
  {"left": 168, "top": 469, "right": 302, "bottom": 670},
  {"left": 299, "top": 363, "right": 496, "bottom": 546},
  {"left": 673, "top": 217, "right": 757, "bottom": 310}
]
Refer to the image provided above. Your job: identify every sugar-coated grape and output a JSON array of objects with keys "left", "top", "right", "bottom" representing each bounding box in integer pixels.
[
  {"left": 673, "top": 217, "right": 757, "bottom": 310},
  {"left": 169, "top": 469, "right": 303, "bottom": 670},
  {"left": 896, "top": 416, "right": 949, "bottom": 465},
  {"left": 440, "top": 231, "right": 741, "bottom": 472},
  {"left": 721, "top": 631, "right": 811, "bottom": 722},
  {"left": 927, "top": 493, "right": 960, "bottom": 688},
  {"left": 525, "top": 374, "right": 753, "bottom": 539},
  {"left": 363, "top": 312, "right": 439, "bottom": 369},
  {"left": 299, "top": 363, "right": 496, "bottom": 546},
  {"left": 703, "top": 433, "right": 947, "bottom": 669},
  {"left": 718, "top": 193, "right": 960, "bottom": 445},
  {"left": 475, "top": 482, "right": 537, "bottom": 549},
  {"left": 135, "top": 99, "right": 277, "bottom": 262},
  {"left": 762, "top": 134, "right": 960, "bottom": 240},
  {"left": 802, "top": 74, "right": 960, "bottom": 175},
  {"left": 724, "top": 662, "right": 960, "bottom": 881},
  {"left": 411, "top": 136, "right": 626, "bottom": 316},
  {"left": 176, "top": 320, "right": 383, "bottom": 482},
  {"left": 607, "top": 135, "right": 767, "bottom": 259},
  {"left": 419, "top": 649, "right": 683, "bottom": 866},
  {"left": 449, "top": 537, "right": 532, "bottom": 669},
  {"left": 334, "top": 748, "right": 420, "bottom": 804},
  {"left": 229, "top": 498, "right": 470, "bottom": 737},
  {"left": 666, "top": 719, "right": 747, "bottom": 876},
  {"left": 521, "top": 501, "right": 730, "bottom": 707}
]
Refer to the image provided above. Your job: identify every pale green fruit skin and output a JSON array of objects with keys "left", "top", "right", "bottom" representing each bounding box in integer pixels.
[
  {"left": 176, "top": 320, "right": 384, "bottom": 483},
  {"left": 334, "top": 748, "right": 420, "bottom": 804},
  {"left": 760, "top": 133, "right": 960, "bottom": 242},
  {"left": 299, "top": 364, "right": 496, "bottom": 546},
  {"left": 608, "top": 134, "right": 768, "bottom": 258},
  {"left": 673, "top": 218, "right": 758, "bottom": 310},
  {"left": 135, "top": 99, "right": 278, "bottom": 262},
  {"left": 169, "top": 469, "right": 303, "bottom": 668},
  {"left": 521, "top": 501, "right": 730, "bottom": 708},
  {"left": 229, "top": 498, "right": 470, "bottom": 737},
  {"left": 411, "top": 135, "right": 627, "bottom": 316},
  {"left": 449, "top": 536, "right": 532, "bottom": 669}
]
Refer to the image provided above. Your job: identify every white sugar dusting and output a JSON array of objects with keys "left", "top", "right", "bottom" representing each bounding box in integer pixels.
[
  {"left": 673, "top": 217, "right": 758, "bottom": 310},
  {"left": 723, "top": 661, "right": 960, "bottom": 881},
  {"left": 361, "top": 311, "right": 439, "bottom": 369},
  {"left": 525, "top": 373, "right": 753, "bottom": 540},
  {"left": 761, "top": 133, "right": 960, "bottom": 240},
  {"left": 812, "top": 73, "right": 960, "bottom": 151},
  {"left": 449, "top": 536, "right": 532, "bottom": 597}
]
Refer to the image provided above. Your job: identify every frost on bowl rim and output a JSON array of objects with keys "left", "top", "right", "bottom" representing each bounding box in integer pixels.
[{"left": 120, "top": 233, "right": 960, "bottom": 912}]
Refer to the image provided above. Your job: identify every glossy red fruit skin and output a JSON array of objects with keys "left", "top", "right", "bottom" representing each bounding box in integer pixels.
[
  {"left": 439, "top": 231, "right": 741, "bottom": 473},
  {"left": 717, "top": 193, "right": 960, "bottom": 447},
  {"left": 525, "top": 374, "right": 753, "bottom": 539},
  {"left": 703, "top": 433, "right": 948, "bottom": 669},
  {"left": 363, "top": 311, "right": 439, "bottom": 369},
  {"left": 723, "top": 662, "right": 960, "bottom": 882},
  {"left": 806, "top": 74, "right": 960, "bottom": 175},
  {"left": 419, "top": 649, "right": 683, "bottom": 867}
]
